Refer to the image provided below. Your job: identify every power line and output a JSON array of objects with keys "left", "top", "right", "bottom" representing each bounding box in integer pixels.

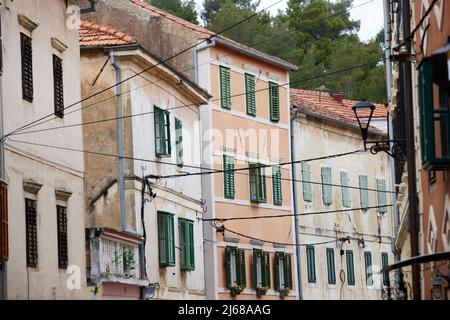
[{"left": 3, "top": 0, "right": 285, "bottom": 138}]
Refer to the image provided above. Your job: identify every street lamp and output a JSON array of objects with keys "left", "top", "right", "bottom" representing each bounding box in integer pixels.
[{"left": 352, "top": 100, "right": 406, "bottom": 161}]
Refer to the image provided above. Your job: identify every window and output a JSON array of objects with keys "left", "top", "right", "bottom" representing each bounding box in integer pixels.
[
  {"left": 21, "top": 33, "right": 33, "bottom": 102},
  {"left": 346, "top": 250, "right": 355, "bottom": 286},
  {"left": 301, "top": 163, "right": 312, "bottom": 202},
  {"left": 220, "top": 66, "right": 231, "bottom": 109},
  {"left": 179, "top": 219, "right": 195, "bottom": 271},
  {"left": 381, "top": 252, "right": 389, "bottom": 287},
  {"left": 272, "top": 167, "right": 282, "bottom": 206},
  {"left": 0, "top": 181, "right": 8, "bottom": 262},
  {"left": 223, "top": 155, "right": 235, "bottom": 199},
  {"left": 326, "top": 248, "right": 336, "bottom": 285},
  {"left": 275, "top": 252, "right": 293, "bottom": 290},
  {"left": 245, "top": 74, "right": 256, "bottom": 116},
  {"left": 376, "top": 179, "right": 388, "bottom": 213},
  {"left": 154, "top": 106, "right": 171, "bottom": 157},
  {"left": 249, "top": 163, "right": 266, "bottom": 203},
  {"left": 321, "top": 167, "right": 333, "bottom": 205},
  {"left": 158, "top": 212, "right": 175, "bottom": 267},
  {"left": 225, "top": 247, "right": 246, "bottom": 289},
  {"left": 418, "top": 59, "right": 450, "bottom": 168},
  {"left": 53, "top": 55, "right": 64, "bottom": 118},
  {"left": 364, "top": 251, "right": 373, "bottom": 286},
  {"left": 100, "top": 239, "right": 139, "bottom": 278},
  {"left": 252, "top": 250, "right": 270, "bottom": 289},
  {"left": 359, "top": 175, "right": 369, "bottom": 210},
  {"left": 269, "top": 82, "right": 280, "bottom": 122},
  {"left": 340, "top": 171, "right": 351, "bottom": 208},
  {"left": 175, "top": 118, "right": 183, "bottom": 166},
  {"left": 306, "top": 245, "right": 316, "bottom": 283},
  {"left": 25, "top": 198, "right": 38, "bottom": 268},
  {"left": 56, "top": 205, "right": 68, "bottom": 269}
]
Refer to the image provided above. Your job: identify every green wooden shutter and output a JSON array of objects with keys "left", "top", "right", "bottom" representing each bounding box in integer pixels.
[
  {"left": 302, "top": 163, "right": 312, "bottom": 202},
  {"left": 340, "top": 171, "right": 351, "bottom": 207},
  {"left": 274, "top": 253, "right": 281, "bottom": 290},
  {"left": 179, "top": 219, "right": 187, "bottom": 270},
  {"left": 249, "top": 164, "right": 258, "bottom": 202},
  {"left": 237, "top": 249, "right": 246, "bottom": 288},
  {"left": 225, "top": 247, "right": 232, "bottom": 289},
  {"left": 346, "top": 250, "right": 355, "bottom": 285},
  {"left": 157, "top": 213, "right": 166, "bottom": 266},
  {"left": 364, "top": 251, "right": 373, "bottom": 286},
  {"left": 165, "top": 111, "right": 171, "bottom": 156},
  {"left": 321, "top": 167, "right": 333, "bottom": 205},
  {"left": 381, "top": 252, "right": 389, "bottom": 286},
  {"left": 154, "top": 107, "right": 165, "bottom": 156},
  {"left": 326, "top": 248, "right": 336, "bottom": 284},
  {"left": 359, "top": 175, "right": 369, "bottom": 210},
  {"left": 263, "top": 251, "right": 271, "bottom": 288},
  {"left": 272, "top": 167, "right": 282, "bottom": 206},
  {"left": 223, "top": 155, "right": 235, "bottom": 199},
  {"left": 188, "top": 221, "right": 195, "bottom": 270},
  {"left": 220, "top": 66, "right": 231, "bottom": 109},
  {"left": 252, "top": 249, "right": 258, "bottom": 289},
  {"left": 376, "top": 179, "right": 387, "bottom": 213},
  {"left": 269, "top": 82, "right": 280, "bottom": 122},
  {"left": 245, "top": 74, "right": 256, "bottom": 116},
  {"left": 167, "top": 215, "right": 175, "bottom": 266},
  {"left": 175, "top": 118, "right": 183, "bottom": 166},
  {"left": 158, "top": 212, "right": 175, "bottom": 267},
  {"left": 306, "top": 245, "right": 316, "bottom": 283},
  {"left": 284, "top": 254, "right": 293, "bottom": 289}
]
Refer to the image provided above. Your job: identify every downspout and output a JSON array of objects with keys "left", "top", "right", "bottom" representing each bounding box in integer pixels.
[
  {"left": 110, "top": 52, "right": 127, "bottom": 232},
  {"left": 290, "top": 109, "right": 303, "bottom": 300},
  {"left": 194, "top": 37, "right": 216, "bottom": 84}
]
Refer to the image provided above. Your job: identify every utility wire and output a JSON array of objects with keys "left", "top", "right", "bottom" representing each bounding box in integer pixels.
[{"left": 3, "top": 0, "right": 285, "bottom": 138}]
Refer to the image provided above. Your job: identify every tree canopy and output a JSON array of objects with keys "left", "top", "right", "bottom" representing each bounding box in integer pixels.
[{"left": 145, "top": 0, "right": 199, "bottom": 24}]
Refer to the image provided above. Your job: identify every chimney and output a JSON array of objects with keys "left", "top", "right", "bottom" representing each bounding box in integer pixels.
[{"left": 331, "top": 92, "right": 344, "bottom": 103}]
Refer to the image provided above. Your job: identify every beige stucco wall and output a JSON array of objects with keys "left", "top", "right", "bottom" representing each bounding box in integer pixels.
[{"left": 2, "top": 0, "right": 86, "bottom": 299}]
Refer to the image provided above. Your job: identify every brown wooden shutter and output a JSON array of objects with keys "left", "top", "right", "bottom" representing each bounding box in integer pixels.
[
  {"left": 57, "top": 205, "right": 68, "bottom": 269},
  {"left": 0, "top": 181, "right": 8, "bottom": 261},
  {"left": 25, "top": 199, "right": 38, "bottom": 267},
  {"left": 53, "top": 55, "right": 64, "bottom": 118},
  {"left": 21, "top": 33, "right": 33, "bottom": 102}
]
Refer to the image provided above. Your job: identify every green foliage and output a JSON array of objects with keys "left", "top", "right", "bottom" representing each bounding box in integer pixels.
[
  {"left": 202, "top": 0, "right": 260, "bottom": 25},
  {"left": 146, "top": 0, "right": 199, "bottom": 24}
]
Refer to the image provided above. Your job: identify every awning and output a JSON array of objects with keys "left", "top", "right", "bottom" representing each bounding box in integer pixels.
[{"left": 381, "top": 251, "right": 450, "bottom": 273}]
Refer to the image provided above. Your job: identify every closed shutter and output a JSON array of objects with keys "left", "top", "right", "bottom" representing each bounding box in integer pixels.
[
  {"left": 0, "top": 181, "right": 8, "bottom": 262},
  {"left": 364, "top": 251, "right": 373, "bottom": 286},
  {"left": 223, "top": 155, "right": 235, "bottom": 199},
  {"left": 306, "top": 245, "right": 316, "bottom": 283},
  {"left": 340, "top": 171, "right": 351, "bottom": 207},
  {"left": 56, "top": 205, "right": 68, "bottom": 269},
  {"left": 53, "top": 55, "right": 64, "bottom": 118},
  {"left": 220, "top": 66, "right": 231, "bottom": 109},
  {"left": 158, "top": 212, "right": 175, "bottom": 267},
  {"left": 269, "top": 82, "right": 280, "bottom": 121},
  {"left": 326, "top": 248, "right": 336, "bottom": 284},
  {"left": 167, "top": 215, "right": 175, "bottom": 266},
  {"left": 346, "top": 250, "right": 355, "bottom": 285},
  {"left": 21, "top": 33, "right": 33, "bottom": 102},
  {"left": 225, "top": 247, "right": 232, "bottom": 289},
  {"left": 179, "top": 219, "right": 187, "bottom": 269},
  {"left": 175, "top": 118, "right": 183, "bottom": 166},
  {"left": 321, "top": 167, "right": 333, "bottom": 205},
  {"left": 237, "top": 249, "right": 246, "bottom": 288},
  {"left": 381, "top": 252, "right": 389, "bottom": 286},
  {"left": 376, "top": 179, "right": 387, "bottom": 213},
  {"left": 245, "top": 74, "right": 256, "bottom": 116},
  {"left": 284, "top": 253, "right": 293, "bottom": 289},
  {"left": 301, "top": 163, "right": 312, "bottom": 202},
  {"left": 25, "top": 199, "right": 38, "bottom": 268},
  {"left": 274, "top": 252, "right": 281, "bottom": 290},
  {"left": 272, "top": 167, "right": 282, "bottom": 206},
  {"left": 188, "top": 221, "right": 195, "bottom": 270},
  {"left": 263, "top": 251, "right": 271, "bottom": 288},
  {"left": 359, "top": 175, "right": 369, "bottom": 210}
]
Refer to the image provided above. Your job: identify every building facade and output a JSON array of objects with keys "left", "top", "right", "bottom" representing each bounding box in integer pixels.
[
  {"left": 80, "top": 21, "right": 210, "bottom": 300},
  {"left": 291, "top": 89, "right": 395, "bottom": 300},
  {"left": 0, "top": 0, "right": 89, "bottom": 299}
]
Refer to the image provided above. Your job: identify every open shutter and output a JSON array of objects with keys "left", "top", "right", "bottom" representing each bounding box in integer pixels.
[
  {"left": 258, "top": 166, "right": 267, "bottom": 203},
  {"left": 263, "top": 251, "right": 271, "bottom": 288},
  {"left": 165, "top": 111, "right": 171, "bottom": 156},
  {"left": 245, "top": 74, "right": 256, "bottom": 116},
  {"left": 269, "top": 82, "right": 280, "bottom": 121},
  {"left": 225, "top": 247, "right": 232, "bottom": 289},
  {"left": 179, "top": 219, "right": 187, "bottom": 270},
  {"left": 175, "top": 118, "right": 183, "bottom": 166},
  {"left": 274, "top": 253, "right": 280, "bottom": 290},
  {"left": 302, "top": 163, "right": 312, "bottom": 202},
  {"left": 188, "top": 221, "right": 195, "bottom": 270},
  {"left": 321, "top": 167, "right": 332, "bottom": 205},
  {"left": 340, "top": 171, "right": 350, "bottom": 207},
  {"left": 249, "top": 164, "right": 258, "bottom": 202},
  {"left": 0, "top": 181, "right": 8, "bottom": 262},
  {"left": 53, "top": 55, "right": 64, "bottom": 118},
  {"left": 284, "top": 254, "right": 293, "bottom": 289},
  {"left": 272, "top": 167, "right": 282, "bottom": 206},
  {"left": 237, "top": 249, "right": 246, "bottom": 288},
  {"left": 21, "top": 33, "right": 33, "bottom": 102},
  {"left": 359, "top": 175, "right": 369, "bottom": 210},
  {"left": 220, "top": 66, "right": 231, "bottom": 109},
  {"left": 154, "top": 107, "right": 165, "bottom": 156},
  {"left": 223, "top": 156, "right": 235, "bottom": 199},
  {"left": 376, "top": 179, "right": 387, "bottom": 213}
]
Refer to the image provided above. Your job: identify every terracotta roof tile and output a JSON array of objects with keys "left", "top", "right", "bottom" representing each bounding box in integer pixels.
[
  {"left": 128, "top": 0, "right": 297, "bottom": 70},
  {"left": 291, "top": 88, "right": 387, "bottom": 129},
  {"left": 79, "top": 20, "right": 137, "bottom": 47}
]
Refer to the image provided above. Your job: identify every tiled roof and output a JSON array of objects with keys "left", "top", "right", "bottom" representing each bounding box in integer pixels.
[
  {"left": 79, "top": 21, "right": 137, "bottom": 47},
  {"left": 128, "top": 0, "right": 298, "bottom": 70},
  {"left": 291, "top": 88, "right": 387, "bottom": 129}
]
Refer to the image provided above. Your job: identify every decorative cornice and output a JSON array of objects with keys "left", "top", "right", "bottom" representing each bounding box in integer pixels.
[
  {"left": 249, "top": 239, "right": 264, "bottom": 247},
  {"left": 267, "top": 72, "right": 280, "bottom": 82},
  {"left": 55, "top": 189, "right": 72, "bottom": 201},
  {"left": 23, "top": 181, "right": 42, "bottom": 195},
  {"left": 18, "top": 14, "right": 39, "bottom": 33},
  {"left": 51, "top": 38, "right": 68, "bottom": 53},
  {"left": 273, "top": 243, "right": 286, "bottom": 249},
  {"left": 223, "top": 237, "right": 240, "bottom": 244}
]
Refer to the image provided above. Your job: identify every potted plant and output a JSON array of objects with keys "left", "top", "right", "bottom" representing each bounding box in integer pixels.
[
  {"left": 123, "top": 248, "right": 136, "bottom": 277},
  {"left": 255, "top": 287, "right": 268, "bottom": 297},
  {"left": 279, "top": 287, "right": 290, "bottom": 298},
  {"left": 230, "top": 285, "right": 244, "bottom": 297}
]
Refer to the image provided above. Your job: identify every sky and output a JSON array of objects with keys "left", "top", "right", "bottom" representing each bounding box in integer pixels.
[{"left": 194, "top": 0, "right": 385, "bottom": 42}]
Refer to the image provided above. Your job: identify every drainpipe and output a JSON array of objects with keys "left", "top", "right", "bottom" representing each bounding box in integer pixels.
[
  {"left": 110, "top": 52, "right": 127, "bottom": 232},
  {"left": 194, "top": 37, "right": 216, "bottom": 84},
  {"left": 0, "top": 6, "right": 5, "bottom": 301},
  {"left": 80, "top": 0, "right": 97, "bottom": 15},
  {"left": 290, "top": 109, "right": 303, "bottom": 300}
]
